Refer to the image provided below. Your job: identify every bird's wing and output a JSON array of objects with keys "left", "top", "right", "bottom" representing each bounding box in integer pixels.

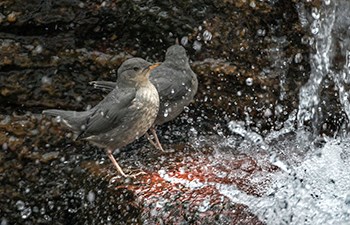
[
  {"left": 90, "top": 81, "right": 116, "bottom": 92},
  {"left": 77, "top": 90, "right": 136, "bottom": 139},
  {"left": 151, "top": 67, "right": 193, "bottom": 102}
]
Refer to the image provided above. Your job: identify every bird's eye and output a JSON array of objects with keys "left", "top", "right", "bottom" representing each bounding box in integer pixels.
[{"left": 133, "top": 67, "right": 139, "bottom": 71}]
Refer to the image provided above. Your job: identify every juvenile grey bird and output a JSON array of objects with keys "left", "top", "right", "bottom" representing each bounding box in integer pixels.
[
  {"left": 43, "top": 58, "right": 160, "bottom": 177},
  {"left": 90, "top": 45, "right": 198, "bottom": 151}
]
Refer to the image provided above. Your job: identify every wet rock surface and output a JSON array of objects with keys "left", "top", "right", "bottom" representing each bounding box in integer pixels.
[
  {"left": 0, "top": 0, "right": 309, "bottom": 129},
  {"left": 1, "top": 114, "right": 277, "bottom": 224},
  {"left": 0, "top": 0, "right": 319, "bottom": 224}
]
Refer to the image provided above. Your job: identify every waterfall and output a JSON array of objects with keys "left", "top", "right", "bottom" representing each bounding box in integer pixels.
[{"left": 297, "top": 0, "right": 350, "bottom": 134}]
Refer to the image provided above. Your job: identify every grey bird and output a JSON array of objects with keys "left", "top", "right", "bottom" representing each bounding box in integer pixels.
[
  {"left": 43, "top": 58, "right": 160, "bottom": 177},
  {"left": 90, "top": 45, "right": 198, "bottom": 151}
]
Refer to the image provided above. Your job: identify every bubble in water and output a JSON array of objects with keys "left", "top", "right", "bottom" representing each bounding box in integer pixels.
[
  {"left": 246, "top": 77, "right": 253, "bottom": 86},
  {"left": 203, "top": 30, "right": 212, "bottom": 41}
]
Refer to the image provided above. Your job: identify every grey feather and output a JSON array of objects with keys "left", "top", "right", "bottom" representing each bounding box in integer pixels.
[
  {"left": 89, "top": 81, "right": 116, "bottom": 91},
  {"left": 90, "top": 45, "right": 198, "bottom": 126},
  {"left": 43, "top": 58, "right": 159, "bottom": 150}
]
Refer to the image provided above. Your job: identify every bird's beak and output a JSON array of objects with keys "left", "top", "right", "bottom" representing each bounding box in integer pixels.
[
  {"left": 148, "top": 63, "right": 161, "bottom": 71},
  {"left": 140, "top": 63, "right": 161, "bottom": 79}
]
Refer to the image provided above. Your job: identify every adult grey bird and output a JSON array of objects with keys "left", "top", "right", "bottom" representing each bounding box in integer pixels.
[
  {"left": 90, "top": 44, "right": 198, "bottom": 151},
  {"left": 43, "top": 58, "right": 160, "bottom": 177}
]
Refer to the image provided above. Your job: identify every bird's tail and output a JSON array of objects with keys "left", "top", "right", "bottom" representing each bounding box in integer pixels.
[{"left": 43, "top": 109, "right": 90, "bottom": 131}]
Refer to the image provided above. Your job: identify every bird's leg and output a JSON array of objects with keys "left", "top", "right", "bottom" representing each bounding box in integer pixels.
[
  {"left": 150, "top": 126, "right": 165, "bottom": 152},
  {"left": 106, "top": 149, "right": 128, "bottom": 177},
  {"left": 106, "top": 149, "right": 146, "bottom": 178},
  {"left": 145, "top": 132, "right": 158, "bottom": 149}
]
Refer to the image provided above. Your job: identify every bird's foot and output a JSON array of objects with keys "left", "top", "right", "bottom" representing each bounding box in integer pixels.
[
  {"left": 109, "top": 169, "right": 147, "bottom": 184},
  {"left": 126, "top": 169, "right": 147, "bottom": 178}
]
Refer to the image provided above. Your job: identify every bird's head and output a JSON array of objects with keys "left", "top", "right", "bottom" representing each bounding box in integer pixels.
[
  {"left": 164, "top": 45, "right": 188, "bottom": 63},
  {"left": 117, "top": 58, "right": 159, "bottom": 85}
]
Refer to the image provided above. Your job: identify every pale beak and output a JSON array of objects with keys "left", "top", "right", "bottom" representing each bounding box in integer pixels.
[{"left": 148, "top": 63, "right": 161, "bottom": 71}]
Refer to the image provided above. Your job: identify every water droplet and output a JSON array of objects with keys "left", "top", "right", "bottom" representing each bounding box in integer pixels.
[
  {"left": 311, "top": 7, "right": 320, "bottom": 20},
  {"left": 163, "top": 110, "right": 169, "bottom": 118},
  {"left": 184, "top": 106, "right": 190, "bottom": 113},
  {"left": 257, "top": 29, "right": 266, "bottom": 37},
  {"left": 16, "top": 200, "right": 25, "bottom": 211},
  {"left": 264, "top": 108, "right": 273, "bottom": 117},
  {"left": 193, "top": 40, "right": 202, "bottom": 51},
  {"left": 203, "top": 30, "right": 212, "bottom": 41},
  {"left": 76, "top": 96, "right": 82, "bottom": 102},
  {"left": 310, "top": 20, "right": 320, "bottom": 35},
  {"left": 21, "top": 207, "right": 32, "bottom": 219},
  {"left": 41, "top": 76, "right": 52, "bottom": 85},
  {"left": 249, "top": 1, "right": 256, "bottom": 8},
  {"left": 181, "top": 36, "right": 188, "bottom": 46},
  {"left": 294, "top": 53, "right": 303, "bottom": 63},
  {"left": 2, "top": 143, "right": 8, "bottom": 150},
  {"left": 198, "top": 197, "right": 211, "bottom": 212},
  {"left": 246, "top": 77, "right": 253, "bottom": 86},
  {"left": 0, "top": 115, "right": 11, "bottom": 125},
  {"left": 158, "top": 11, "right": 168, "bottom": 19},
  {"left": 1, "top": 218, "right": 8, "bottom": 225},
  {"left": 158, "top": 169, "right": 166, "bottom": 177},
  {"left": 68, "top": 208, "right": 77, "bottom": 213},
  {"left": 33, "top": 45, "right": 43, "bottom": 54}
]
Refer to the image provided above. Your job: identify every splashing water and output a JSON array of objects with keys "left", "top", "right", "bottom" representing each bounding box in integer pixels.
[
  {"left": 297, "top": 0, "right": 350, "bottom": 134},
  {"left": 155, "top": 1, "right": 350, "bottom": 224}
]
